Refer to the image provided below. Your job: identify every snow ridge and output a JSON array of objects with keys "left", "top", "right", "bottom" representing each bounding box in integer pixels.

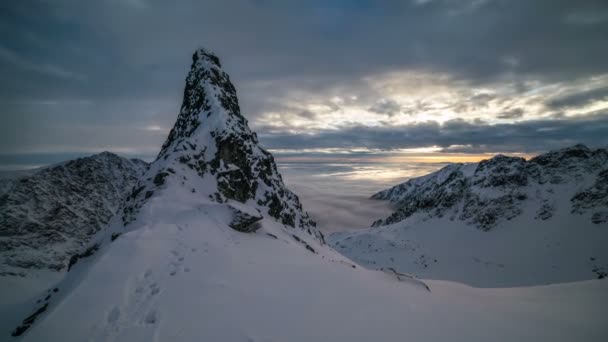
[{"left": 371, "top": 144, "right": 608, "bottom": 230}]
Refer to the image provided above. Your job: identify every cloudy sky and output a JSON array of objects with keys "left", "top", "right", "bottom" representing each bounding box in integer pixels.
[{"left": 1, "top": 0, "right": 608, "bottom": 168}]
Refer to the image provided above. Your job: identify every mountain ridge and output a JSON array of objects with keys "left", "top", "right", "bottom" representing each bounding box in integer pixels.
[
  {"left": 0, "top": 151, "right": 148, "bottom": 275},
  {"left": 330, "top": 144, "right": 608, "bottom": 287},
  {"left": 371, "top": 144, "right": 608, "bottom": 229}
]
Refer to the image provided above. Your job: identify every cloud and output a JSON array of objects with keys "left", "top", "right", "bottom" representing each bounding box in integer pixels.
[
  {"left": 368, "top": 99, "right": 402, "bottom": 116},
  {"left": 0, "top": 45, "right": 85, "bottom": 81},
  {"left": 258, "top": 112, "right": 608, "bottom": 154},
  {"left": 1, "top": 0, "right": 608, "bottom": 162},
  {"left": 296, "top": 109, "right": 317, "bottom": 119},
  {"left": 470, "top": 93, "right": 496, "bottom": 105},
  {"left": 497, "top": 108, "right": 524, "bottom": 119},
  {"left": 546, "top": 86, "right": 608, "bottom": 109}
]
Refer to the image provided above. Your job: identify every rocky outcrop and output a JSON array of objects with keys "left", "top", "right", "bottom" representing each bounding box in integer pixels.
[
  {"left": 0, "top": 152, "right": 148, "bottom": 274},
  {"left": 228, "top": 204, "right": 263, "bottom": 232},
  {"left": 122, "top": 48, "right": 322, "bottom": 241},
  {"left": 572, "top": 169, "right": 608, "bottom": 223},
  {"left": 372, "top": 144, "right": 608, "bottom": 230}
]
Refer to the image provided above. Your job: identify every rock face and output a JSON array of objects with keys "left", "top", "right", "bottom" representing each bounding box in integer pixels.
[
  {"left": 0, "top": 152, "right": 148, "bottom": 274},
  {"left": 122, "top": 48, "right": 322, "bottom": 241},
  {"left": 227, "top": 203, "right": 263, "bottom": 232},
  {"left": 372, "top": 144, "right": 608, "bottom": 230}
]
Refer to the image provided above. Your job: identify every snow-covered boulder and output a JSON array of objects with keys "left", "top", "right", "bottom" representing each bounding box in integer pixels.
[{"left": 227, "top": 203, "right": 263, "bottom": 232}]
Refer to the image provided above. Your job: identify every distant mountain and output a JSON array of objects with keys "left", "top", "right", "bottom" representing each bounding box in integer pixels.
[
  {"left": 371, "top": 144, "right": 608, "bottom": 229},
  {"left": 0, "top": 152, "right": 148, "bottom": 275},
  {"left": 330, "top": 145, "right": 608, "bottom": 287}
]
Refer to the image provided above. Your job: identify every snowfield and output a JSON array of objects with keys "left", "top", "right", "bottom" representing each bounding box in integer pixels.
[
  {"left": 330, "top": 145, "right": 608, "bottom": 288},
  {"left": 15, "top": 192, "right": 608, "bottom": 342},
  {"left": 329, "top": 209, "right": 608, "bottom": 287}
]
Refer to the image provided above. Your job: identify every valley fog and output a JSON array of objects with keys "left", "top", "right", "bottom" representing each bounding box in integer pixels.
[{"left": 278, "top": 162, "right": 447, "bottom": 233}]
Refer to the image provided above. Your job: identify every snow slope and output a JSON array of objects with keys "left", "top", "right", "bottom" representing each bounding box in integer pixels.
[
  {"left": 330, "top": 145, "right": 608, "bottom": 287},
  {"left": 0, "top": 153, "right": 148, "bottom": 336},
  {"left": 17, "top": 192, "right": 608, "bottom": 342},
  {"left": 121, "top": 48, "right": 320, "bottom": 240},
  {"left": 4, "top": 49, "right": 607, "bottom": 341}
]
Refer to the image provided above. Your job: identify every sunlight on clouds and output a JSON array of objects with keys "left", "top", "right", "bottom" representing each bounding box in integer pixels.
[
  {"left": 270, "top": 147, "right": 533, "bottom": 166},
  {"left": 253, "top": 70, "right": 608, "bottom": 138}
]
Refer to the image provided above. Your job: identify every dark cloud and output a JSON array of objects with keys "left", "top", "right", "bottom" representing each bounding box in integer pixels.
[
  {"left": 497, "top": 108, "right": 524, "bottom": 119},
  {"left": 546, "top": 86, "right": 608, "bottom": 109},
  {"left": 296, "top": 110, "right": 318, "bottom": 120},
  {"left": 471, "top": 93, "right": 496, "bottom": 105},
  {"left": 369, "top": 99, "right": 402, "bottom": 116},
  {"left": 259, "top": 112, "right": 608, "bottom": 154},
  {"left": 1, "top": 0, "right": 608, "bottom": 161}
]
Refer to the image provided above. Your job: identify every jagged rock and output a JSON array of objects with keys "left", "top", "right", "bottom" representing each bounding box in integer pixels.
[
  {"left": 122, "top": 48, "right": 322, "bottom": 242},
  {"left": 535, "top": 201, "right": 554, "bottom": 220},
  {"left": 11, "top": 303, "right": 49, "bottom": 336},
  {"left": 571, "top": 169, "right": 608, "bottom": 223},
  {"left": 0, "top": 152, "right": 148, "bottom": 273},
  {"left": 591, "top": 211, "right": 608, "bottom": 224},
  {"left": 228, "top": 204, "right": 263, "bottom": 232},
  {"left": 372, "top": 144, "right": 608, "bottom": 230}
]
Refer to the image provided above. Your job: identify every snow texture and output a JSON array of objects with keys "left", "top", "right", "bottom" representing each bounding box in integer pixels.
[
  {"left": 331, "top": 144, "right": 608, "bottom": 287},
  {"left": 0, "top": 152, "right": 148, "bottom": 274}
]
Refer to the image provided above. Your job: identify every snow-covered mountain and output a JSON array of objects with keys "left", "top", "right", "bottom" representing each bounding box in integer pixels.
[
  {"left": 4, "top": 50, "right": 607, "bottom": 342},
  {"left": 330, "top": 145, "right": 608, "bottom": 287},
  {"left": 121, "top": 48, "right": 322, "bottom": 242},
  {"left": 0, "top": 152, "right": 148, "bottom": 275},
  {"left": 371, "top": 144, "right": 608, "bottom": 229}
]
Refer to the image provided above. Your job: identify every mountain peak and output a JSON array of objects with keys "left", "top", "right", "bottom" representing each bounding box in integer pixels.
[
  {"left": 157, "top": 47, "right": 243, "bottom": 160},
  {"left": 192, "top": 47, "right": 222, "bottom": 68},
  {"left": 123, "top": 48, "right": 321, "bottom": 241}
]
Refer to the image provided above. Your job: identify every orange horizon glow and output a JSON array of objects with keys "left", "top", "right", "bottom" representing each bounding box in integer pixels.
[{"left": 275, "top": 152, "right": 536, "bottom": 165}]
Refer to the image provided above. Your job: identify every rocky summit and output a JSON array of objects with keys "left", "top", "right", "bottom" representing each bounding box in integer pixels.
[
  {"left": 371, "top": 144, "right": 608, "bottom": 230},
  {"left": 0, "top": 152, "right": 148, "bottom": 275},
  {"left": 122, "top": 48, "right": 323, "bottom": 242}
]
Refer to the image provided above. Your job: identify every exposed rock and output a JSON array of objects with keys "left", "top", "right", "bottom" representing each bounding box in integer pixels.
[
  {"left": 228, "top": 204, "right": 263, "bottom": 232},
  {"left": 571, "top": 169, "right": 608, "bottom": 223},
  {"left": 535, "top": 201, "right": 554, "bottom": 220},
  {"left": 11, "top": 303, "right": 49, "bottom": 336},
  {"left": 122, "top": 48, "right": 322, "bottom": 242},
  {"left": 67, "top": 243, "right": 100, "bottom": 271},
  {"left": 372, "top": 145, "right": 608, "bottom": 230},
  {"left": 0, "top": 152, "right": 148, "bottom": 273}
]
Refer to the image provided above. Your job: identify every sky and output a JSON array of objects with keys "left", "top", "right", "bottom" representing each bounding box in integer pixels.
[{"left": 1, "top": 0, "right": 608, "bottom": 169}]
